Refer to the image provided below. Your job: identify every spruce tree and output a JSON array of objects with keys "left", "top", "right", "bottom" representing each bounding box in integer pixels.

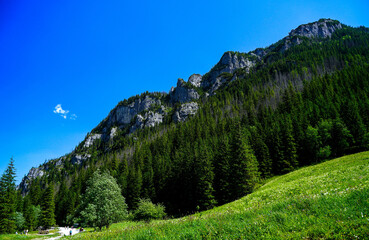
[
  {"left": 0, "top": 158, "right": 17, "bottom": 234},
  {"left": 40, "top": 184, "right": 55, "bottom": 228},
  {"left": 214, "top": 136, "right": 232, "bottom": 205},
  {"left": 249, "top": 126, "right": 272, "bottom": 178},
  {"left": 230, "top": 122, "right": 260, "bottom": 200},
  {"left": 117, "top": 156, "right": 128, "bottom": 197},
  {"left": 126, "top": 165, "right": 142, "bottom": 209},
  {"left": 194, "top": 142, "right": 216, "bottom": 210},
  {"left": 281, "top": 117, "right": 298, "bottom": 173},
  {"left": 141, "top": 146, "right": 155, "bottom": 200}
]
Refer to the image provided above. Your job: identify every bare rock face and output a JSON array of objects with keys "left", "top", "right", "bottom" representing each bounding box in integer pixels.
[
  {"left": 130, "top": 111, "right": 164, "bottom": 133},
  {"left": 188, "top": 74, "right": 202, "bottom": 87},
  {"left": 18, "top": 167, "right": 45, "bottom": 194},
  {"left": 289, "top": 19, "right": 342, "bottom": 38},
  {"left": 106, "top": 95, "right": 161, "bottom": 128},
  {"left": 279, "top": 19, "right": 342, "bottom": 52},
  {"left": 170, "top": 78, "right": 200, "bottom": 103},
  {"left": 201, "top": 51, "right": 255, "bottom": 90},
  {"left": 251, "top": 48, "right": 267, "bottom": 59},
  {"left": 84, "top": 134, "right": 102, "bottom": 148},
  {"left": 173, "top": 102, "right": 199, "bottom": 122},
  {"left": 110, "top": 127, "right": 118, "bottom": 139},
  {"left": 71, "top": 154, "right": 91, "bottom": 165}
]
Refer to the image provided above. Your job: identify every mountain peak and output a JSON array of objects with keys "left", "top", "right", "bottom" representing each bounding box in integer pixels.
[{"left": 289, "top": 18, "right": 342, "bottom": 38}]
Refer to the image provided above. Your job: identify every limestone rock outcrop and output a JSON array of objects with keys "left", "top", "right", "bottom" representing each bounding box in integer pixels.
[{"left": 173, "top": 102, "right": 199, "bottom": 122}]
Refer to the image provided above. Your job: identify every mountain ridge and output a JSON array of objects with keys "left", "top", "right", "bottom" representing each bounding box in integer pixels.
[{"left": 18, "top": 18, "right": 348, "bottom": 194}]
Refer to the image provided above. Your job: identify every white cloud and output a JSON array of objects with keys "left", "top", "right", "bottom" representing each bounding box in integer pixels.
[
  {"left": 70, "top": 114, "right": 77, "bottom": 120},
  {"left": 53, "top": 104, "right": 76, "bottom": 120}
]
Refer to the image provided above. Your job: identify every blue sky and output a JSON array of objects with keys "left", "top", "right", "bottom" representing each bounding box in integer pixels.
[{"left": 1, "top": 0, "right": 368, "bottom": 183}]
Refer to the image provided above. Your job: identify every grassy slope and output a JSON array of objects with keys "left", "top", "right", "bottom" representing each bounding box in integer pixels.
[{"left": 66, "top": 151, "right": 369, "bottom": 239}]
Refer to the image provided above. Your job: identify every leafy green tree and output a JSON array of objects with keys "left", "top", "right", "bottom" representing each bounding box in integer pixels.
[
  {"left": 40, "top": 184, "right": 56, "bottom": 228},
  {"left": 14, "top": 212, "right": 25, "bottom": 231},
  {"left": 133, "top": 198, "right": 166, "bottom": 221},
  {"left": 79, "top": 170, "right": 128, "bottom": 230},
  {"left": 0, "top": 158, "right": 17, "bottom": 233}
]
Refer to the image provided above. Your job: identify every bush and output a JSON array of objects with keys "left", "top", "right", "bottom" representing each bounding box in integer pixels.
[{"left": 133, "top": 199, "right": 166, "bottom": 221}]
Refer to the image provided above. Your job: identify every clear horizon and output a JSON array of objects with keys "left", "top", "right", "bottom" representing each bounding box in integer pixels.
[{"left": 1, "top": 0, "right": 369, "bottom": 183}]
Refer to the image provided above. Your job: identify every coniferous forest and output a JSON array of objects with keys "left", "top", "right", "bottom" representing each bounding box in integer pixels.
[{"left": 1, "top": 21, "right": 369, "bottom": 233}]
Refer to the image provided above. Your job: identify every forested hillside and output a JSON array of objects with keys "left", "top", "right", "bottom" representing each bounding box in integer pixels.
[{"left": 4, "top": 19, "right": 369, "bottom": 229}]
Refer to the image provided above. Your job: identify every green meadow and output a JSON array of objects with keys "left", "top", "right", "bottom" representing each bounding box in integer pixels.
[{"left": 62, "top": 151, "right": 369, "bottom": 239}]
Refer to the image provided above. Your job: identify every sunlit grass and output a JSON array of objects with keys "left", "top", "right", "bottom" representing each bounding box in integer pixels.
[
  {"left": 62, "top": 151, "right": 369, "bottom": 239},
  {"left": 0, "top": 230, "right": 59, "bottom": 240}
]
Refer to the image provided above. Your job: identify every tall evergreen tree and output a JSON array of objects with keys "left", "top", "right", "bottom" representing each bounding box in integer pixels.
[
  {"left": 0, "top": 158, "right": 17, "bottom": 234},
  {"left": 40, "top": 184, "right": 55, "bottom": 228},
  {"left": 249, "top": 126, "right": 272, "bottom": 178},
  {"left": 281, "top": 117, "right": 299, "bottom": 173},
  {"left": 229, "top": 122, "right": 260, "bottom": 200},
  {"left": 141, "top": 145, "right": 155, "bottom": 200},
  {"left": 194, "top": 142, "right": 216, "bottom": 210},
  {"left": 117, "top": 156, "right": 129, "bottom": 197},
  {"left": 214, "top": 136, "right": 232, "bottom": 205},
  {"left": 126, "top": 165, "right": 142, "bottom": 209}
]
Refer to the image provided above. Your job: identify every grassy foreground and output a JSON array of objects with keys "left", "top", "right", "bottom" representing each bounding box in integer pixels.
[
  {"left": 0, "top": 230, "right": 59, "bottom": 240},
  {"left": 63, "top": 151, "right": 369, "bottom": 239}
]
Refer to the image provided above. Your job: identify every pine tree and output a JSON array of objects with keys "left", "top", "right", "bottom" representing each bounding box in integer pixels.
[
  {"left": 126, "top": 165, "right": 142, "bottom": 209},
  {"left": 194, "top": 142, "right": 216, "bottom": 210},
  {"left": 29, "top": 180, "right": 41, "bottom": 206},
  {"left": 40, "top": 184, "right": 55, "bottom": 228},
  {"left": 22, "top": 196, "right": 35, "bottom": 230},
  {"left": 214, "top": 136, "right": 232, "bottom": 205},
  {"left": 0, "top": 158, "right": 17, "bottom": 234},
  {"left": 281, "top": 117, "right": 298, "bottom": 173},
  {"left": 249, "top": 126, "right": 272, "bottom": 178},
  {"left": 229, "top": 122, "right": 260, "bottom": 200},
  {"left": 117, "top": 156, "right": 128, "bottom": 197},
  {"left": 141, "top": 145, "right": 155, "bottom": 200}
]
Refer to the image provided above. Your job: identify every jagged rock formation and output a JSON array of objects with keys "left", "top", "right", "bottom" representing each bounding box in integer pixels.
[
  {"left": 201, "top": 51, "right": 255, "bottom": 91},
  {"left": 130, "top": 111, "right": 164, "bottom": 133},
  {"left": 188, "top": 74, "right": 202, "bottom": 87},
  {"left": 18, "top": 167, "right": 45, "bottom": 192},
  {"left": 84, "top": 134, "right": 102, "bottom": 148},
  {"left": 170, "top": 78, "right": 200, "bottom": 103},
  {"left": 173, "top": 102, "right": 199, "bottom": 122},
  {"left": 105, "top": 95, "right": 162, "bottom": 128},
  {"left": 71, "top": 154, "right": 91, "bottom": 165},
  {"left": 275, "top": 19, "right": 343, "bottom": 52},
  {"left": 289, "top": 19, "right": 342, "bottom": 38},
  {"left": 19, "top": 19, "right": 347, "bottom": 193}
]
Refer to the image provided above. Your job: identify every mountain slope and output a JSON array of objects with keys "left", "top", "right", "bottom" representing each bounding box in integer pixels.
[
  {"left": 62, "top": 151, "right": 369, "bottom": 239},
  {"left": 18, "top": 18, "right": 346, "bottom": 192},
  {"left": 17, "top": 19, "right": 369, "bottom": 224}
]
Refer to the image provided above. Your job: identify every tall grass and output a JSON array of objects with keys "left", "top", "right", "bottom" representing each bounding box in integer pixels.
[{"left": 65, "top": 151, "right": 369, "bottom": 239}]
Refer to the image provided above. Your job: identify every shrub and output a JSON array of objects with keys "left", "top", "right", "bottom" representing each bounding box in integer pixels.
[{"left": 133, "top": 199, "right": 166, "bottom": 221}]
